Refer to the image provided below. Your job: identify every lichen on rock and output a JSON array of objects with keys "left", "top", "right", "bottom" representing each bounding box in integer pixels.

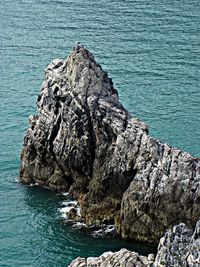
[{"left": 20, "top": 43, "right": 200, "bottom": 244}]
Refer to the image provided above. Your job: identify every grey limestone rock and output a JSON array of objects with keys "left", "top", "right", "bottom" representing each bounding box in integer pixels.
[
  {"left": 20, "top": 44, "right": 200, "bottom": 243},
  {"left": 154, "top": 220, "right": 200, "bottom": 266},
  {"left": 68, "top": 248, "right": 152, "bottom": 267}
]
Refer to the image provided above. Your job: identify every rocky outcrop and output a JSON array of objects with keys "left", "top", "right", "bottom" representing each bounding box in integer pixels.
[
  {"left": 20, "top": 44, "right": 200, "bottom": 244},
  {"left": 154, "top": 220, "right": 200, "bottom": 266},
  {"left": 69, "top": 220, "right": 200, "bottom": 267},
  {"left": 68, "top": 248, "right": 154, "bottom": 267}
]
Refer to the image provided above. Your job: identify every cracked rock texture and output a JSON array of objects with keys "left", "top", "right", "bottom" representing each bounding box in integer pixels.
[
  {"left": 20, "top": 44, "right": 200, "bottom": 244},
  {"left": 68, "top": 220, "right": 200, "bottom": 267},
  {"left": 154, "top": 220, "right": 200, "bottom": 267}
]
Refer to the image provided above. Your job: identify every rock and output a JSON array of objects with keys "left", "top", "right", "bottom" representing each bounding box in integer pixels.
[
  {"left": 20, "top": 43, "right": 200, "bottom": 243},
  {"left": 120, "top": 140, "right": 200, "bottom": 242},
  {"left": 154, "top": 220, "right": 200, "bottom": 266},
  {"left": 69, "top": 257, "right": 86, "bottom": 267},
  {"left": 68, "top": 207, "right": 81, "bottom": 222},
  {"left": 68, "top": 248, "right": 152, "bottom": 267}
]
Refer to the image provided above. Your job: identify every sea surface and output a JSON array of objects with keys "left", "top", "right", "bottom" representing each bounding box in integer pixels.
[{"left": 0, "top": 0, "right": 200, "bottom": 266}]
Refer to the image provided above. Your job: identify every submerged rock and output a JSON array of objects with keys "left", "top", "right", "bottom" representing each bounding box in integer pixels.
[{"left": 20, "top": 43, "right": 200, "bottom": 244}]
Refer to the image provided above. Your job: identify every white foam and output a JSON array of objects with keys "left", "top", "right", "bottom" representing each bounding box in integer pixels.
[
  {"left": 92, "top": 224, "right": 115, "bottom": 237},
  {"left": 61, "top": 192, "right": 70, "bottom": 196},
  {"left": 29, "top": 182, "right": 39, "bottom": 187},
  {"left": 72, "top": 222, "right": 87, "bottom": 229},
  {"left": 59, "top": 206, "right": 73, "bottom": 218},
  {"left": 62, "top": 200, "right": 77, "bottom": 207},
  {"left": 14, "top": 177, "right": 19, "bottom": 183},
  {"left": 76, "top": 207, "right": 81, "bottom": 216},
  {"left": 58, "top": 200, "right": 79, "bottom": 219}
]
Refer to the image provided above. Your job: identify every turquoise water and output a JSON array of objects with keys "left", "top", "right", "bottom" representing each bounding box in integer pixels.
[{"left": 0, "top": 0, "right": 200, "bottom": 266}]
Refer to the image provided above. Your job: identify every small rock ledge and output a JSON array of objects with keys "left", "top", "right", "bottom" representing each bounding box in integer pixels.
[
  {"left": 20, "top": 44, "right": 200, "bottom": 245},
  {"left": 69, "top": 249, "right": 154, "bottom": 267}
]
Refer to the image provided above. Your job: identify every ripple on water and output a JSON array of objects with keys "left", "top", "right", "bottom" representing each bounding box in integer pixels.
[{"left": 1, "top": 0, "right": 200, "bottom": 266}]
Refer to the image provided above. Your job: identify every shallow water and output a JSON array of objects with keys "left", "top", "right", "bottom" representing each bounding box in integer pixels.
[{"left": 0, "top": 0, "right": 200, "bottom": 266}]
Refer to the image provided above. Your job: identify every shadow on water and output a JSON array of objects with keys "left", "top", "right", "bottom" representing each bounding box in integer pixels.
[{"left": 22, "top": 185, "right": 156, "bottom": 266}]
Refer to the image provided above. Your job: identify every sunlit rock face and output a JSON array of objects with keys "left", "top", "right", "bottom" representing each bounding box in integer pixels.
[{"left": 68, "top": 248, "right": 153, "bottom": 267}]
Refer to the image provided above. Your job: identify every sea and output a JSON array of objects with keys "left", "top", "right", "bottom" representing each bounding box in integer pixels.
[{"left": 0, "top": 0, "right": 200, "bottom": 266}]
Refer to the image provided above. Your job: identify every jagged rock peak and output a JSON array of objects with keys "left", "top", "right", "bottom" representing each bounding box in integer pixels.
[
  {"left": 20, "top": 44, "right": 200, "bottom": 245},
  {"left": 20, "top": 43, "right": 130, "bottom": 202},
  {"left": 44, "top": 42, "right": 119, "bottom": 103}
]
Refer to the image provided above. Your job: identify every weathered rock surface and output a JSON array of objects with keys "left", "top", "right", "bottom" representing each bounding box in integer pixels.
[
  {"left": 20, "top": 44, "right": 200, "bottom": 243},
  {"left": 68, "top": 220, "right": 200, "bottom": 267},
  {"left": 154, "top": 220, "right": 200, "bottom": 267},
  {"left": 68, "top": 248, "right": 154, "bottom": 267}
]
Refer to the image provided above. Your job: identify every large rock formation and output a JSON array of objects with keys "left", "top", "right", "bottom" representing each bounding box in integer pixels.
[
  {"left": 68, "top": 220, "right": 200, "bottom": 267},
  {"left": 20, "top": 44, "right": 200, "bottom": 244}
]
